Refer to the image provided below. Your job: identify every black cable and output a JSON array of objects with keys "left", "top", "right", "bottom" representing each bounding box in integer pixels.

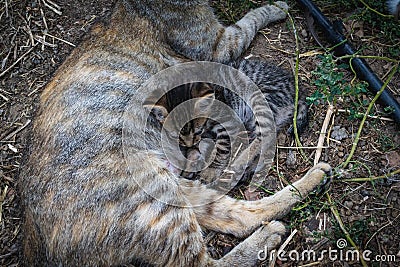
[{"left": 296, "top": 0, "right": 400, "bottom": 123}]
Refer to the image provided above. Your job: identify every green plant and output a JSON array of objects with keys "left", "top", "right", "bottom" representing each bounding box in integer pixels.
[
  {"left": 378, "top": 133, "right": 399, "bottom": 152},
  {"left": 288, "top": 192, "right": 330, "bottom": 229},
  {"left": 313, "top": 0, "right": 400, "bottom": 58},
  {"left": 211, "top": 0, "right": 258, "bottom": 24},
  {"left": 306, "top": 53, "right": 369, "bottom": 119}
]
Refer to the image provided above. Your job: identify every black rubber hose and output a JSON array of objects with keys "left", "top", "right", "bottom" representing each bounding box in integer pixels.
[{"left": 296, "top": 0, "right": 400, "bottom": 123}]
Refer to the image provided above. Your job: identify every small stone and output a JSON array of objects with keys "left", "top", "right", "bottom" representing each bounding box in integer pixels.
[
  {"left": 338, "top": 152, "right": 344, "bottom": 157},
  {"left": 331, "top": 127, "right": 348, "bottom": 141},
  {"left": 286, "top": 149, "right": 296, "bottom": 167},
  {"left": 380, "top": 235, "right": 390, "bottom": 243},
  {"left": 392, "top": 210, "right": 399, "bottom": 218},
  {"left": 344, "top": 201, "right": 354, "bottom": 209},
  {"left": 360, "top": 190, "right": 370, "bottom": 197}
]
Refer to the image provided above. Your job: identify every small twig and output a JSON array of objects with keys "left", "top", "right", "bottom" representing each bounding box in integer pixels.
[
  {"left": 337, "top": 109, "right": 394, "bottom": 122},
  {"left": 0, "top": 185, "right": 8, "bottom": 224},
  {"left": 4, "top": 0, "right": 8, "bottom": 17},
  {"left": 298, "top": 262, "right": 322, "bottom": 267},
  {"left": 0, "top": 44, "right": 37, "bottom": 78},
  {"left": 40, "top": 8, "right": 48, "bottom": 31},
  {"left": 0, "top": 93, "right": 9, "bottom": 101},
  {"left": 25, "top": 25, "right": 36, "bottom": 46},
  {"left": 342, "top": 64, "right": 398, "bottom": 168},
  {"left": 44, "top": 32, "right": 76, "bottom": 47},
  {"left": 299, "top": 50, "right": 325, "bottom": 58},
  {"left": 286, "top": 11, "right": 309, "bottom": 163},
  {"left": 365, "top": 213, "right": 400, "bottom": 248},
  {"left": 268, "top": 229, "right": 298, "bottom": 267},
  {"left": 314, "top": 105, "right": 334, "bottom": 165},
  {"left": 326, "top": 193, "right": 368, "bottom": 267},
  {"left": 34, "top": 35, "right": 57, "bottom": 48},
  {"left": 340, "top": 168, "right": 400, "bottom": 182},
  {"left": 42, "top": 0, "right": 62, "bottom": 15},
  {"left": 359, "top": 0, "right": 393, "bottom": 17},
  {"left": 1, "top": 120, "right": 32, "bottom": 141},
  {"left": 278, "top": 228, "right": 297, "bottom": 251},
  {"left": 277, "top": 145, "right": 329, "bottom": 149}
]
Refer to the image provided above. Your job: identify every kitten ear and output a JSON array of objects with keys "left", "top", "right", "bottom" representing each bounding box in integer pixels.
[
  {"left": 144, "top": 104, "right": 169, "bottom": 124},
  {"left": 194, "top": 93, "right": 215, "bottom": 116},
  {"left": 191, "top": 83, "right": 214, "bottom": 98},
  {"left": 192, "top": 83, "right": 215, "bottom": 116}
]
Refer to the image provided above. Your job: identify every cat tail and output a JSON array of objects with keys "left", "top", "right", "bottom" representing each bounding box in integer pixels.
[{"left": 287, "top": 99, "right": 308, "bottom": 136}]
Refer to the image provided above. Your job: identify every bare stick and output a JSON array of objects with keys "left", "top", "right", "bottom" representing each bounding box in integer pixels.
[
  {"left": 34, "top": 35, "right": 57, "bottom": 48},
  {"left": 0, "top": 186, "right": 8, "bottom": 224},
  {"left": 45, "top": 32, "right": 76, "bottom": 47},
  {"left": 365, "top": 214, "right": 400, "bottom": 248},
  {"left": 0, "top": 93, "right": 9, "bottom": 101},
  {"left": 314, "top": 105, "right": 334, "bottom": 165},
  {"left": 42, "top": 0, "right": 62, "bottom": 15},
  {"left": 277, "top": 145, "right": 329, "bottom": 149},
  {"left": 337, "top": 109, "right": 394, "bottom": 122},
  {"left": 5, "top": 0, "right": 8, "bottom": 18},
  {"left": 0, "top": 45, "right": 37, "bottom": 78},
  {"left": 1, "top": 120, "right": 32, "bottom": 141},
  {"left": 268, "top": 229, "right": 298, "bottom": 267}
]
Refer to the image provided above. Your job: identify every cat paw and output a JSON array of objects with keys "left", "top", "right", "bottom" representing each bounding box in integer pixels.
[
  {"left": 311, "top": 162, "right": 332, "bottom": 176},
  {"left": 309, "top": 162, "right": 332, "bottom": 193},
  {"left": 274, "top": 1, "right": 289, "bottom": 12},
  {"left": 257, "top": 221, "right": 286, "bottom": 250},
  {"left": 264, "top": 220, "right": 286, "bottom": 236}
]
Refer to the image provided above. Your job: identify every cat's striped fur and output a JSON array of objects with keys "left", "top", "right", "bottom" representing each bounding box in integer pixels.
[
  {"left": 178, "top": 58, "right": 308, "bottom": 188},
  {"left": 21, "top": 0, "right": 331, "bottom": 266},
  {"left": 387, "top": 0, "right": 400, "bottom": 18}
]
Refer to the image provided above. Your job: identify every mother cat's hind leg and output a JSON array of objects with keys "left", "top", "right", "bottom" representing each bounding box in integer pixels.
[{"left": 180, "top": 163, "right": 332, "bottom": 238}]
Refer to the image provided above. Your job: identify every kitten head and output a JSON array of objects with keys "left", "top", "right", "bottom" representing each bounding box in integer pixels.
[{"left": 147, "top": 82, "right": 215, "bottom": 148}]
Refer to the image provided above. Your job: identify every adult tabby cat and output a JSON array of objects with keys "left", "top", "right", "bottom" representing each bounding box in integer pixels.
[{"left": 21, "top": 0, "right": 331, "bottom": 266}]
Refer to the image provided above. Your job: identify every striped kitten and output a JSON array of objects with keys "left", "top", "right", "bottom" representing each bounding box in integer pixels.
[
  {"left": 20, "top": 0, "right": 331, "bottom": 266},
  {"left": 178, "top": 58, "right": 308, "bottom": 188}
]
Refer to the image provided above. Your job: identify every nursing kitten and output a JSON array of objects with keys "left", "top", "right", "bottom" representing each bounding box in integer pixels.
[
  {"left": 177, "top": 57, "right": 308, "bottom": 188},
  {"left": 21, "top": 0, "right": 331, "bottom": 266}
]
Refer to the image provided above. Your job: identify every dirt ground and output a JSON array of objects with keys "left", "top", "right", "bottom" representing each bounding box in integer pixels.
[{"left": 0, "top": 0, "right": 399, "bottom": 266}]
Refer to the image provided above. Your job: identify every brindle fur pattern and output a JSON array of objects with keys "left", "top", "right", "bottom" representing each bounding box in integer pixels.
[
  {"left": 180, "top": 58, "right": 309, "bottom": 185},
  {"left": 21, "top": 0, "right": 331, "bottom": 266}
]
